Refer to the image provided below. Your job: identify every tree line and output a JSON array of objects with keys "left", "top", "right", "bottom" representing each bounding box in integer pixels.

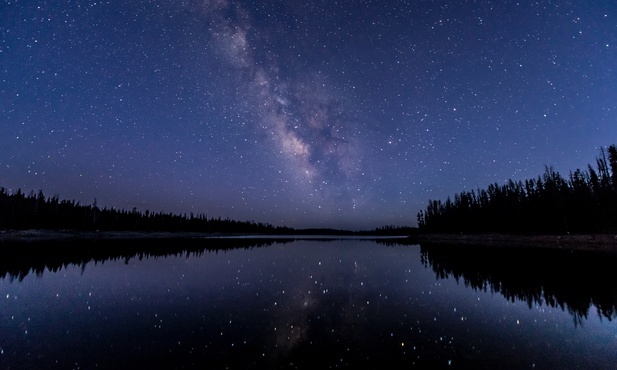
[
  {"left": 417, "top": 144, "right": 617, "bottom": 234},
  {"left": 0, "top": 188, "right": 415, "bottom": 235},
  {"left": 0, "top": 188, "right": 293, "bottom": 234}
]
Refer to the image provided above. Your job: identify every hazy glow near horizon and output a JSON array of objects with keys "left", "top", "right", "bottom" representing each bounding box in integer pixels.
[{"left": 2, "top": 0, "right": 616, "bottom": 229}]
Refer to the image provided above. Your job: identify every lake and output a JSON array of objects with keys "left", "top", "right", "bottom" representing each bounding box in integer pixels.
[{"left": 1, "top": 237, "right": 616, "bottom": 369}]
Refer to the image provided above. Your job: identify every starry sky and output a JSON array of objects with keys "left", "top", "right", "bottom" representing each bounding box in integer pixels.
[{"left": 2, "top": 0, "right": 616, "bottom": 230}]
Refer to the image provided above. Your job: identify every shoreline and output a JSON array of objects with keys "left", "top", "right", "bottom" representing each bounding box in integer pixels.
[
  {"left": 2, "top": 229, "right": 617, "bottom": 252},
  {"left": 0, "top": 229, "right": 239, "bottom": 242},
  {"left": 406, "top": 233, "right": 617, "bottom": 252},
  {"left": 0, "top": 229, "right": 408, "bottom": 242}
]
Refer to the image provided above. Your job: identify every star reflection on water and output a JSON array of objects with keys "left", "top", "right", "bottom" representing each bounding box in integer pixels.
[{"left": 0, "top": 237, "right": 616, "bottom": 369}]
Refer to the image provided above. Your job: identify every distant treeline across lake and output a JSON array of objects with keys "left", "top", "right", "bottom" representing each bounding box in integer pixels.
[
  {"left": 0, "top": 187, "right": 412, "bottom": 236},
  {"left": 0, "top": 187, "right": 290, "bottom": 234}
]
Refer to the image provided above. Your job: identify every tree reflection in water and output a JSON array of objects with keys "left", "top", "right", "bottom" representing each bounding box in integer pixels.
[
  {"left": 419, "top": 243, "right": 617, "bottom": 325},
  {"left": 0, "top": 237, "right": 295, "bottom": 282}
]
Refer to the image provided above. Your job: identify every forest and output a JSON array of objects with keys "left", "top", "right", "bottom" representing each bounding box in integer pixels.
[
  {"left": 0, "top": 188, "right": 293, "bottom": 234},
  {"left": 417, "top": 144, "right": 617, "bottom": 234}
]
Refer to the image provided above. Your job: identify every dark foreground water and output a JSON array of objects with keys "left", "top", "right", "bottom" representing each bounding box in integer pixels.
[{"left": 1, "top": 238, "right": 616, "bottom": 369}]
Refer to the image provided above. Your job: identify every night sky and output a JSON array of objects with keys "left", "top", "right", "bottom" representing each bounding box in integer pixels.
[{"left": 2, "top": 1, "right": 616, "bottom": 230}]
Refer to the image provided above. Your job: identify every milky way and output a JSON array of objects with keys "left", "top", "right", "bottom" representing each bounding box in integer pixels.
[
  {"left": 204, "top": 0, "right": 367, "bottom": 204},
  {"left": 2, "top": 0, "right": 616, "bottom": 229}
]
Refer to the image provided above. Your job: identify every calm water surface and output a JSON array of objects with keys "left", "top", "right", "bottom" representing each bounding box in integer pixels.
[{"left": 1, "top": 238, "right": 616, "bottom": 369}]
